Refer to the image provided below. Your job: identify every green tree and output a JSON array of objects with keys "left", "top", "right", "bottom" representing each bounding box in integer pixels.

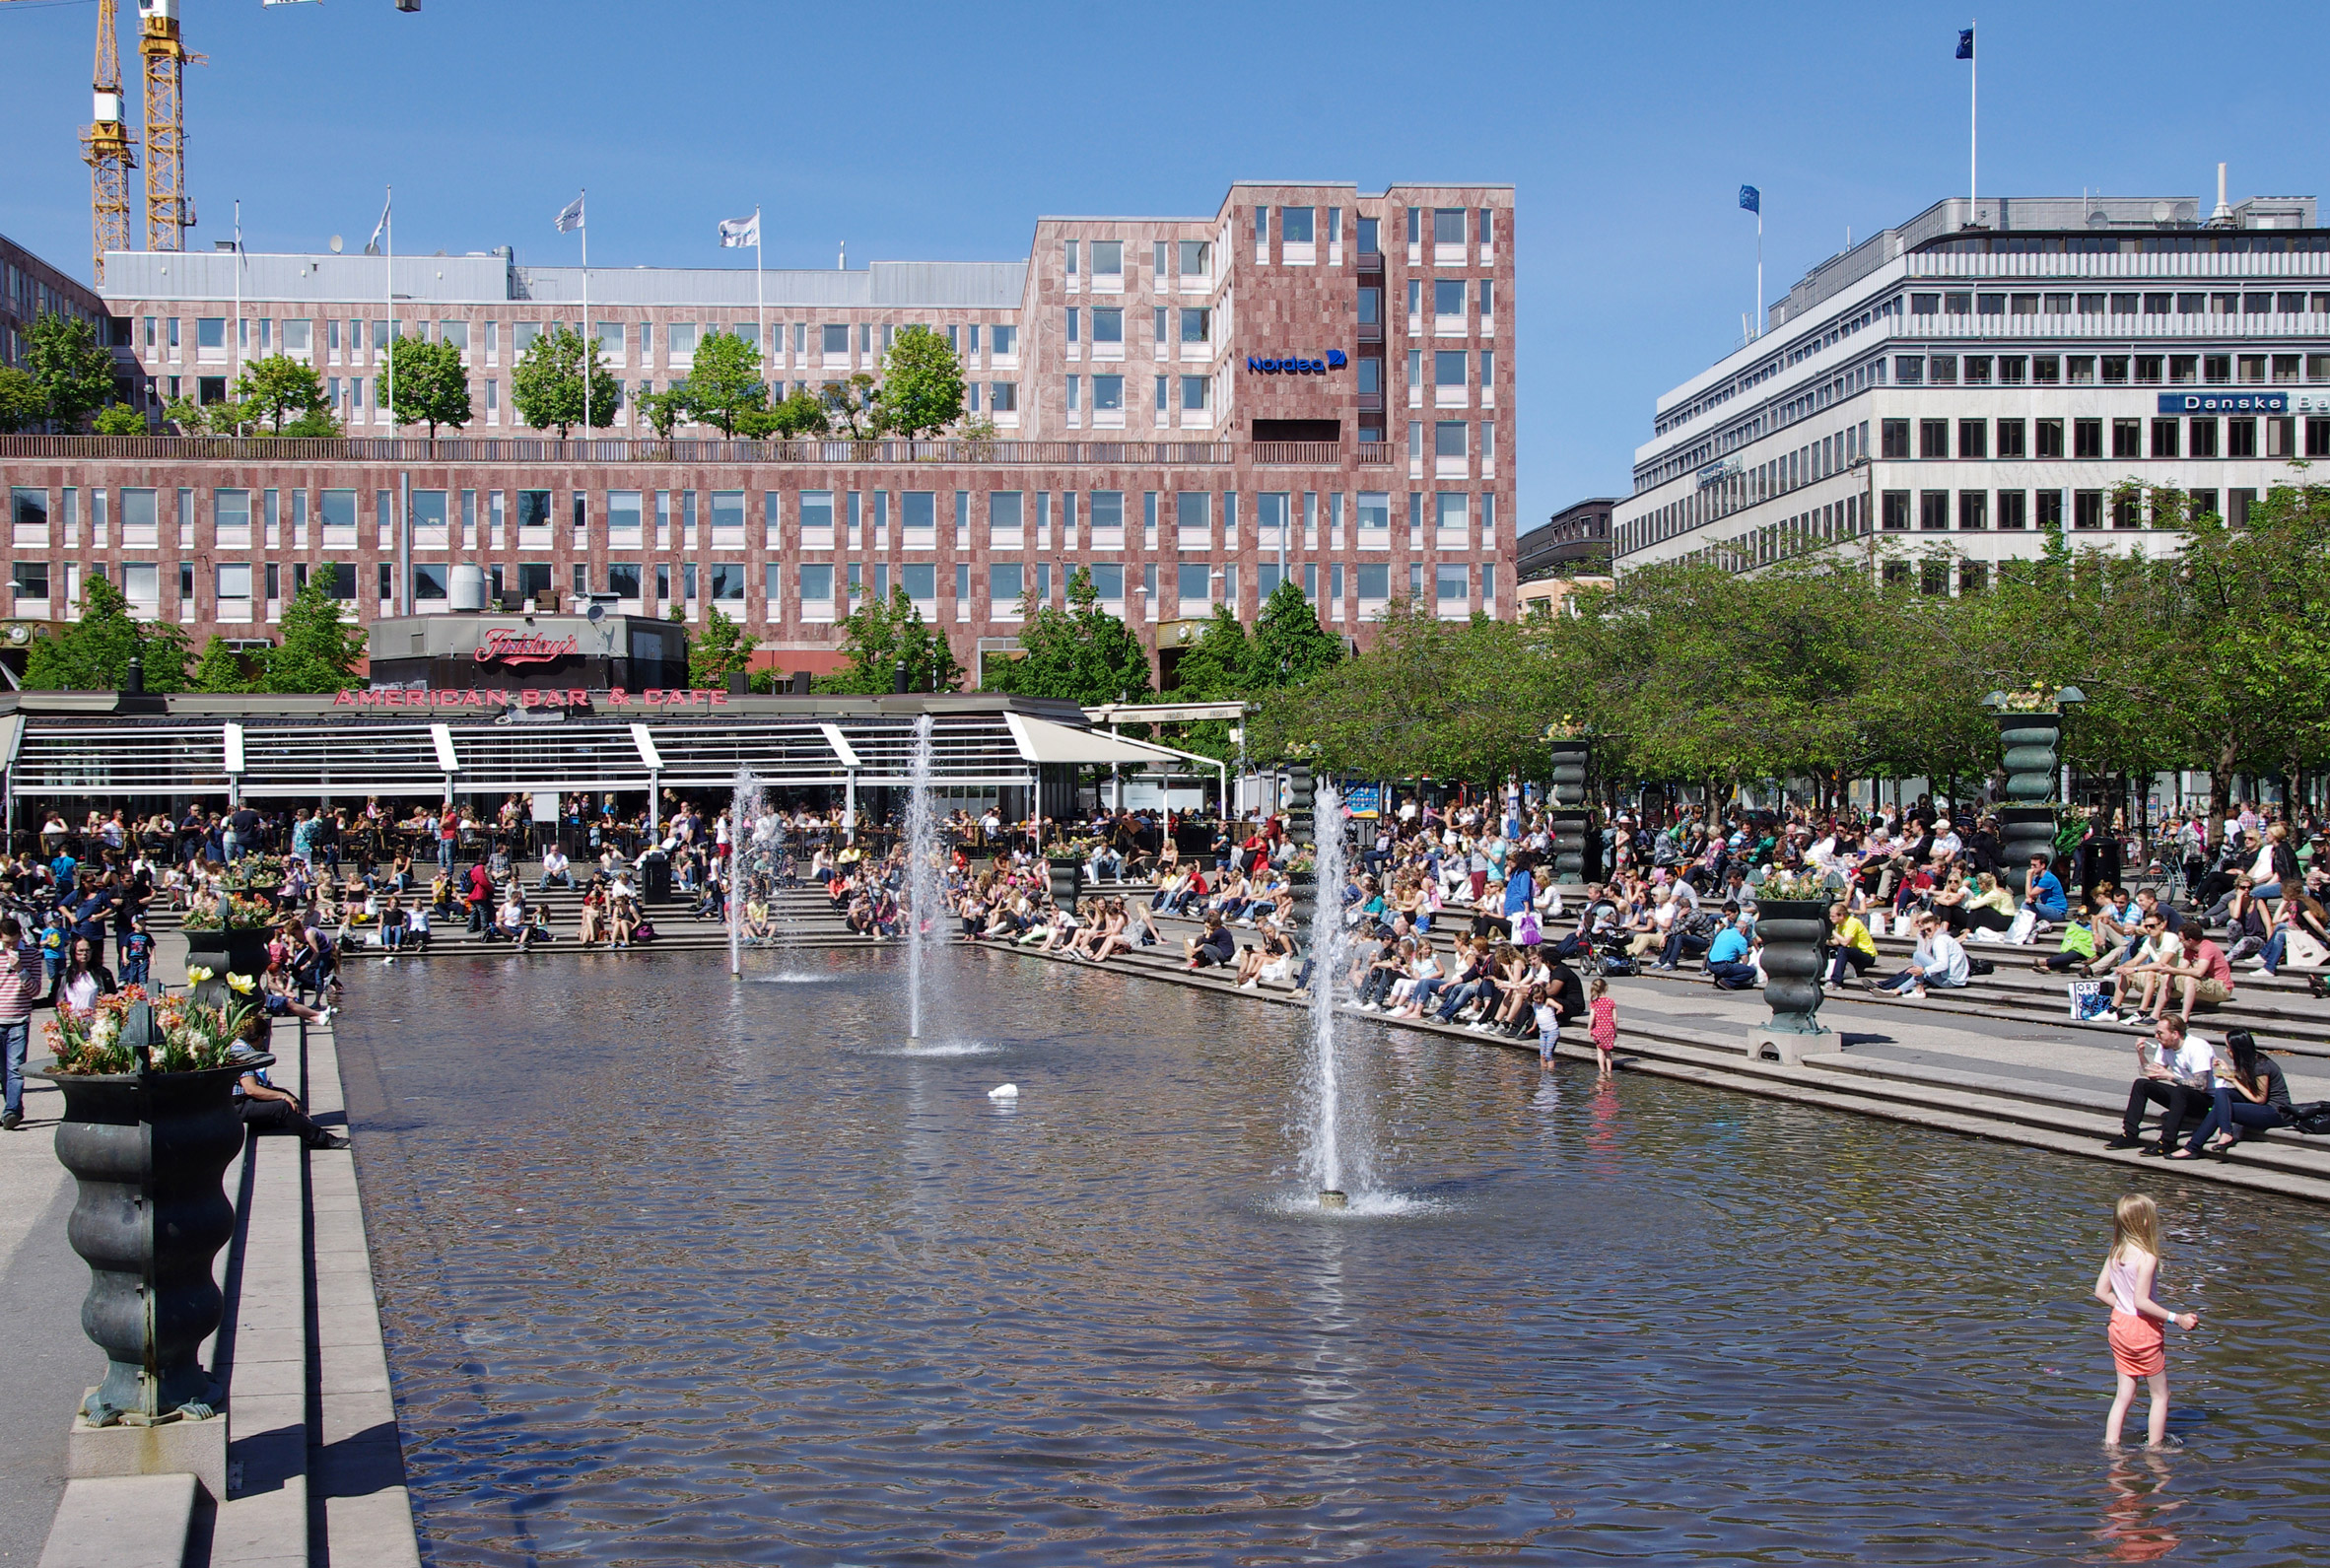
[
  {"left": 637, "top": 387, "right": 687, "bottom": 439},
  {"left": 689, "top": 605, "right": 757, "bottom": 688},
  {"left": 876, "top": 324, "right": 965, "bottom": 437},
  {"left": 681, "top": 329, "right": 769, "bottom": 436},
  {"left": 822, "top": 374, "right": 881, "bottom": 439},
  {"left": 276, "top": 404, "right": 343, "bottom": 438},
  {"left": 259, "top": 570, "right": 367, "bottom": 693},
  {"left": 91, "top": 401, "right": 147, "bottom": 436},
  {"left": 191, "top": 635, "right": 255, "bottom": 693},
  {"left": 510, "top": 323, "right": 619, "bottom": 438},
  {"left": 0, "top": 367, "right": 42, "bottom": 434},
  {"left": 388, "top": 333, "right": 473, "bottom": 438},
  {"left": 24, "top": 575, "right": 189, "bottom": 691},
  {"left": 1251, "top": 578, "right": 1346, "bottom": 685},
  {"left": 233, "top": 353, "right": 330, "bottom": 434},
  {"left": 982, "top": 568, "right": 1152, "bottom": 705},
  {"left": 25, "top": 312, "right": 116, "bottom": 430},
  {"left": 820, "top": 585, "right": 965, "bottom": 694},
  {"left": 766, "top": 383, "right": 830, "bottom": 438}
]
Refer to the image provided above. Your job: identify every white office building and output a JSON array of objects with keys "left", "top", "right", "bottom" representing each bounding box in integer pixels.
[{"left": 1614, "top": 188, "right": 2330, "bottom": 589}]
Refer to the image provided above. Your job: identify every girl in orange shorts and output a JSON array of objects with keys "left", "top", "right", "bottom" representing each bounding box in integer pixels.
[{"left": 2090, "top": 1193, "right": 2199, "bottom": 1447}]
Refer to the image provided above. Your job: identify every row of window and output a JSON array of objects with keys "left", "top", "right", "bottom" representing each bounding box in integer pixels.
[
  {"left": 143, "top": 315, "right": 1024, "bottom": 364},
  {"left": 1882, "top": 414, "right": 2330, "bottom": 460},
  {"left": 9, "top": 557, "right": 1495, "bottom": 621},
  {"left": 1062, "top": 239, "right": 1209, "bottom": 282},
  {"left": 1896, "top": 350, "right": 2330, "bottom": 386},
  {"left": 1063, "top": 307, "right": 1210, "bottom": 346},
  {"left": 1911, "top": 289, "right": 2330, "bottom": 319},
  {"left": 6, "top": 484, "right": 1504, "bottom": 542},
  {"left": 1880, "top": 486, "right": 2258, "bottom": 531},
  {"left": 1063, "top": 375, "right": 1210, "bottom": 413}
]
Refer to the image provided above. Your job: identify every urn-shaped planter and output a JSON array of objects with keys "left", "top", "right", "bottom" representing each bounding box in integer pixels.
[
  {"left": 1546, "top": 739, "right": 1592, "bottom": 884},
  {"left": 1754, "top": 900, "right": 1830, "bottom": 1035},
  {"left": 1993, "top": 712, "right": 2066, "bottom": 894},
  {"left": 1048, "top": 859, "right": 1083, "bottom": 910},
  {"left": 35, "top": 1058, "right": 260, "bottom": 1424}
]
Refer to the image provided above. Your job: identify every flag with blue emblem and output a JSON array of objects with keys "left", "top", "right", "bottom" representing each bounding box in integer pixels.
[
  {"left": 1956, "top": 26, "right": 1973, "bottom": 59},
  {"left": 1739, "top": 185, "right": 1759, "bottom": 215}
]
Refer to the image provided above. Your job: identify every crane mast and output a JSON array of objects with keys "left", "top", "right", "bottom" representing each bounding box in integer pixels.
[
  {"left": 81, "top": 0, "right": 138, "bottom": 284},
  {"left": 138, "top": 0, "right": 196, "bottom": 253}
]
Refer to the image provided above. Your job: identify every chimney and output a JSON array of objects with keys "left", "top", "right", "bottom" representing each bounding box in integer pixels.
[{"left": 2209, "top": 162, "right": 2236, "bottom": 228}]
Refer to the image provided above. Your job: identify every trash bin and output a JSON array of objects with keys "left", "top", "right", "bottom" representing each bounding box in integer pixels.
[{"left": 640, "top": 850, "right": 672, "bottom": 905}]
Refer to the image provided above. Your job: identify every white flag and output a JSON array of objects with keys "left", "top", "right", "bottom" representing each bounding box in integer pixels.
[
  {"left": 718, "top": 212, "right": 760, "bottom": 248},
  {"left": 365, "top": 194, "right": 389, "bottom": 255},
  {"left": 554, "top": 193, "right": 584, "bottom": 234}
]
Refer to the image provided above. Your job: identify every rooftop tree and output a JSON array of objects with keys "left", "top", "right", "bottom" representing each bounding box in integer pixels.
[
  {"left": 510, "top": 323, "right": 619, "bottom": 438},
  {"left": 388, "top": 333, "right": 473, "bottom": 439},
  {"left": 876, "top": 325, "right": 965, "bottom": 438},
  {"left": 25, "top": 312, "right": 116, "bottom": 431}
]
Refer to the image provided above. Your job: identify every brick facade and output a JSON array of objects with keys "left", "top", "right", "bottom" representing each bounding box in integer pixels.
[{"left": 0, "top": 180, "right": 1515, "bottom": 673}]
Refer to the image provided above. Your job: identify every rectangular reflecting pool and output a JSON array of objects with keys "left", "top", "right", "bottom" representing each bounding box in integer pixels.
[{"left": 338, "top": 948, "right": 2330, "bottom": 1564}]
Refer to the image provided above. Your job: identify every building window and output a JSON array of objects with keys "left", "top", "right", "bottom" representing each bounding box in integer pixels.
[
  {"left": 1881, "top": 490, "right": 1911, "bottom": 530},
  {"left": 1179, "top": 307, "right": 1210, "bottom": 343},
  {"left": 822, "top": 323, "right": 849, "bottom": 355},
  {"left": 1434, "top": 350, "right": 1467, "bottom": 386},
  {"left": 2034, "top": 419, "right": 2064, "bottom": 459},
  {"left": 1434, "top": 422, "right": 1466, "bottom": 459},
  {"left": 2073, "top": 490, "right": 2104, "bottom": 529},
  {"left": 1919, "top": 491, "right": 1949, "bottom": 530},
  {"left": 1958, "top": 491, "right": 1988, "bottom": 530},
  {"left": 1996, "top": 490, "right": 2026, "bottom": 530},
  {"left": 2073, "top": 419, "right": 2103, "bottom": 459},
  {"left": 1894, "top": 355, "right": 1925, "bottom": 384},
  {"left": 2111, "top": 419, "right": 2142, "bottom": 459},
  {"left": 1881, "top": 419, "right": 1910, "bottom": 458},
  {"left": 2189, "top": 418, "right": 2219, "bottom": 458},
  {"left": 2033, "top": 491, "right": 2063, "bottom": 530},
  {"left": 1919, "top": 419, "right": 1949, "bottom": 458},
  {"left": 11, "top": 561, "right": 50, "bottom": 600},
  {"left": 1958, "top": 419, "right": 1987, "bottom": 459},
  {"left": 1179, "top": 376, "right": 1208, "bottom": 412},
  {"left": 1090, "top": 239, "right": 1122, "bottom": 278},
  {"left": 2227, "top": 418, "right": 2257, "bottom": 457},
  {"left": 2151, "top": 419, "right": 2179, "bottom": 459},
  {"left": 991, "top": 382, "right": 1018, "bottom": 412},
  {"left": 1091, "top": 307, "right": 1122, "bottom": 344},
  {"left": 1280, "top": 207, "right": 1314, "bottom": 244},
  {"left": 1092, "top": 375, "right": 1123, "bottom": 410},
  {"left": 1996, "top": 419, "right": 2026, "bottom": 459}
]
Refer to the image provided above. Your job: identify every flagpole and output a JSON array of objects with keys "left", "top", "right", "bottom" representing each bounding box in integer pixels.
[
  {"left": 233, "top": 199, "right": 242, "bottom": 427},
  {"left": 581, "top": 189, "right": 589, "bottom": 444},
  {"left": 1969, "top": 18, "right": 1978, "bottom": 220},
  {"left": 754, "top": 206, "right": 765, "bottom": 401},
  {"left": 384, "top": 184, "right": 394, "bottom": 439},
  {"left": 1755, "top": 206, "right": 1763, "bottom": 339}
]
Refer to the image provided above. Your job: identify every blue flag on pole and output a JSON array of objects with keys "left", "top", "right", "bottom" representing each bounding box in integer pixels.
[
  {"left": 1739, "top": 185, "right": 1759, "bottom": 214},
  {"left": 1956, "top": 27, "right": 1973, "bottom": 59}
]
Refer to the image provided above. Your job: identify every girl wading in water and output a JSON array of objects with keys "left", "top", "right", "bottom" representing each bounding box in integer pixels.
[{"left": 2091, "top": 1193, "right": 2199, "bottom": 1448}]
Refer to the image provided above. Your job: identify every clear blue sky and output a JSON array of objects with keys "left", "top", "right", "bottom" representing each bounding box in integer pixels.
[{"left": 4, "top": 1, "right": 2325, "bottom": 523}]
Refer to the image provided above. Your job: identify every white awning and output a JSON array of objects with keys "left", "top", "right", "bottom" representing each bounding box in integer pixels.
[
  {"left": 1004, "top": 713, "right": 1182, "bottom": 766},
  {"left": 1084, "top": 700, "right": 1248, "bottom": 725}
]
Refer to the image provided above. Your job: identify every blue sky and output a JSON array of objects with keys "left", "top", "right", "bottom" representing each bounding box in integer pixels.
[{"left": 3, "top": 1, "right": 2325, "bottom": 523}]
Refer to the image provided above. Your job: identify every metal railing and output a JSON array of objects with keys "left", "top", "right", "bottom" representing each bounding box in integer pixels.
[{"left": 0, "top": 434, "right": 1240, "bottom": 466}]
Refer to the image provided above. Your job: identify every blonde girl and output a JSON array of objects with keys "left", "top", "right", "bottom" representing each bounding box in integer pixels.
[
  {"left": 1587, "top": 976, "right": 1618, "bottom": 1080},
  {"left": 2091, "top": 1193, "right": 2199, "bottom": 1448}
]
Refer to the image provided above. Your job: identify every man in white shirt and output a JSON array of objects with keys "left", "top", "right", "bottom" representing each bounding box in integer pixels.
[
  {"left": 1877, "top": 912, "right": 1969, "bottom": 999},
  {"left": 538, "top": 846, "right": 574, "bottom": 889},
  {"left": 2112, "top": 1013, "right": 2216, "bottom": 1153}
]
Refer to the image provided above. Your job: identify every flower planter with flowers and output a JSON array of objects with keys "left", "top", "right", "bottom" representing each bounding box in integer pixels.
[
  {"left": 1983, "top": 682, "right": 2084, "bottom": 894},
  {"left": 35, "top": 988, "right": 266, "bottom": 1426},
  {"left": 1750, "top": 868, "right": 1835, "bottom": 1037},
  {"left": 180, "top": 893, "right": 280, "bottom": 994}
]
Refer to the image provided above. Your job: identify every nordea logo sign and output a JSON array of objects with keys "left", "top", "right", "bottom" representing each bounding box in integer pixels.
[{"left": 1246, "top": 351, "right": 1345, "bottom": 375}]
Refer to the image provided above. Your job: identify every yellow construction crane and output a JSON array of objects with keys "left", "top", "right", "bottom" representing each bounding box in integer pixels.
[
  {"left": 82, "top": 0, "right": 138, "bottom": 283},
  {"left": 138, "top": 0, "right": 200, "bottom": 254}
]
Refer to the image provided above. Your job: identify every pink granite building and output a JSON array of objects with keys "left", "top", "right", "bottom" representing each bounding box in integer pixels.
[{"left": 0, "top": 180, "right": 1514, "bottom": 677}]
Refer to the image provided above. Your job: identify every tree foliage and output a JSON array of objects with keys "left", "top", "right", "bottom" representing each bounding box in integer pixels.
[
  {"left": 25, "top": 312, "right": 116, "bottom": 430},
  {"left": 191, "top": 635, "right": 255, "bottom": 693},
  {"left": 234, "top": 353, "right": 331, "bottom": 434},
  {"left": 511, "top": 324, "right": 619, "bottom": 438},
  {"left": 258, "top": 570, "right": 367, "bottom": 693},
  {"left": 876, "top": 325, "right": 965, "bottom": 437},
  {"left": 819, "top": 586, "right": 964, "bottom": 694},
  {"left": 387, "top": 333, "right": 473, "bottom": 438},
  {"left": 981, "top": 568, "right": 1152, "bottom": 706},
  {"left": 689, "top": 606, "right": 757, "bottom": 688},
  {"left": 0, "top": 367, "right": 42, "bottom": 434},
  {"left": 681, "top": 329, "right": 767, "bottom": 436},
  {"left": 25, "top": 575, "right": 189, "bottom": 691},
  {"left": 91, "top": 401, "right": 147, "bottom": 436}
]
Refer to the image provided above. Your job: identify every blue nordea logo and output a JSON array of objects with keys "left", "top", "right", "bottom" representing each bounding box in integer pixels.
[{"left": 1246, "top": 350, "right": 1346, "bottom": 375}]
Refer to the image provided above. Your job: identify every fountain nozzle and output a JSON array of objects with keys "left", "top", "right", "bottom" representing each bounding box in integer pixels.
[{"left": 1319, "top": 1190, "right": 1348, "bottom": 1210}]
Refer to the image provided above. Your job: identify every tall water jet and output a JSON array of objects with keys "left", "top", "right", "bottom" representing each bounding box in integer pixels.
[
  {"left": 1301, "top": 781, "right": 1367, "bottom": 1206},
  {"left": 729, "top": 766, "right": 764, "bottom": 981},
  {"left": 903, "top": 716, "right": 941, "bottom": 1039}
]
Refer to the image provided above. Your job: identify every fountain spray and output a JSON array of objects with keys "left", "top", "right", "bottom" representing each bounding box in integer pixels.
[
  {"left": 904, "top": 716, "right": 940, "bottom": 1039},
  {"left": 1303, "top": 781, "right": 1362, "bottom": 1208},
  {"left": 728, "top": 767, "right": 763, "bottom": 981}
]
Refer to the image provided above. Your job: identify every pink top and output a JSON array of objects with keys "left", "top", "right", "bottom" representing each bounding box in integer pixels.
[
  {"left": 1589, "top": 995, "right": 1618, "bottom": 1049},
  {"left": 2106, "top": 1252, "right": 2145, "bottom": 1316}
]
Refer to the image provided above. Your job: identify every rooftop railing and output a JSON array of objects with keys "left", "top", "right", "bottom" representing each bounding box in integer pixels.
[{"left": 0, "top": 434, "right": 1241, "bottom": 466}]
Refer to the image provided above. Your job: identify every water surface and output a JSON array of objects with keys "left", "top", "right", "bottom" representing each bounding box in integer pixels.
[{"left": 338, "top": 948, "right": 2330, "bottom": 1564}]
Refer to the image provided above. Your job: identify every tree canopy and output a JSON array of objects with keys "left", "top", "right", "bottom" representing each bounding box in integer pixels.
[
  {"left": 25, "top": 575, "right": 190, "bottom": 692},
  {"left": 511, "top": 324, "right": 620, "bottom": 438},
  {"left": 234, "top": 353, "right": 331, "bottom": 434},
  {"left": 259, "top": 570, "right": 368, "bottom": 693},
  {"left": 981, "top": 568, "right": 1153, "bottom": 706},
  {"left": 681, "top": 329, "right": 768, "bottom": 436},
  {"left": 25, "top": 312, "right": 115, "bottom": 431},
  {"left": 387, "top": 333, "right": 473, "bottom": 438},
  {"left": 818, "top": 586, "right": 965, "bottom": 694},
  {"left": 876, "top": 325, "right": 965, "bottom": 437}
]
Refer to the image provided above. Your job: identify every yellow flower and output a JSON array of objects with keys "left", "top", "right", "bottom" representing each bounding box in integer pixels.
[
  {"left": 226, "top": 973, "right": 256, "bottom": 994},
  {"left": 185, "top": 965, "right": 215, "bottom": 985}
]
